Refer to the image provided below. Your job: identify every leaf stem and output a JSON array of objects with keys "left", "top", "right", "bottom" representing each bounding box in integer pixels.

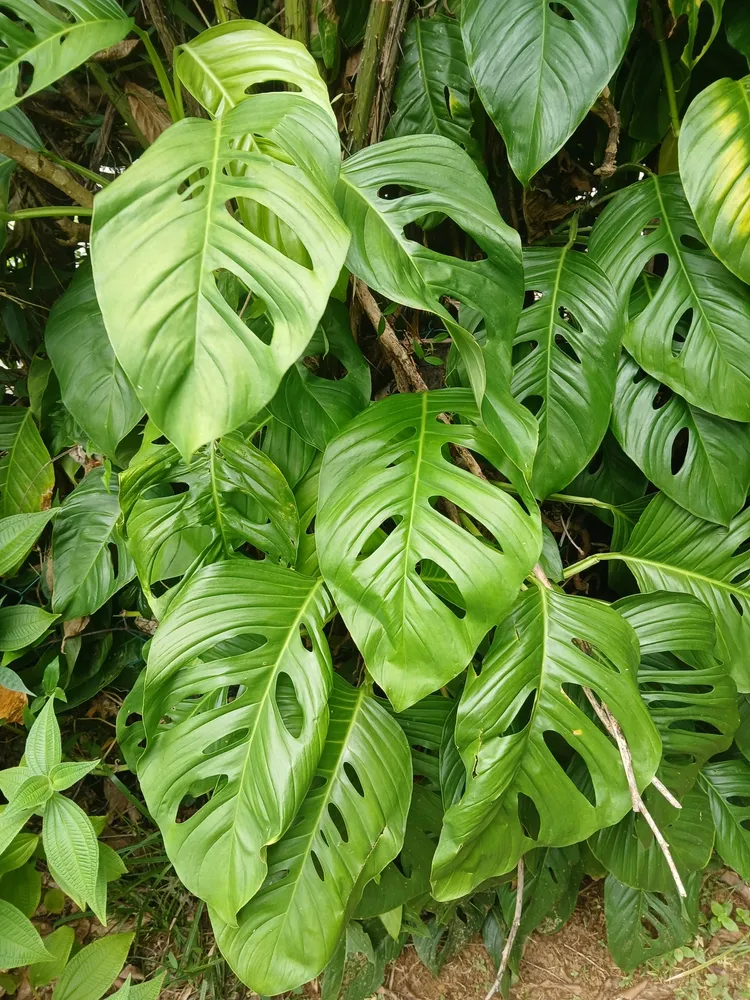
[
  {"left": 562, "top": 551, "right": 619, "bottom": 579},
  {"left": 43, "top": 153, "right": 109, "bottom": 188},
  {"left": 132, "top": 26, "right": 181, "bottom": 122},
  {"left": 284, "top": 0, "right": 309, "bottom": 45},
  {"left": 88, "top": 62, "right": 150, "bottom": 149},
  {"left": 0, "top": 206, "right": 94, "bottom": 220},
  {"left": 651, "top": 0, "right": 681, "bottom": 137}
]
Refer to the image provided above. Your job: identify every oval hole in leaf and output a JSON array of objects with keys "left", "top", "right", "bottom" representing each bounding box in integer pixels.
[
  {"left": 679, "top": 233, "right": 707, "bottom": 252},
  {"left": 310, "top": 850, "right": 325, "bottom": 881},
  {"left": 670, "top": 426, "right": 690, "bottom": 475},
  {"left": 343, "top": 761, "right": 365, "bottom": 797},
  {"left": 651, "top": 384, "right": 674, "bottom": 410},
  {"left": 327, "top": 802, "right": 349, "bottom": 842},
  {"left": 276, "top": 671, "right": 303, "bottom": 738},
  {"left": 517, "top": 792, "right": 541, "bottom": 840},
  {"left": 522, "top": 394, "right": 544, "bottom": 415}
]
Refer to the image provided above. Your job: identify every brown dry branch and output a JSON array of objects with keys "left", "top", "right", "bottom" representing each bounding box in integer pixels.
[
  {"left": 0, "top": 134, "right": 94, "bottom": 208},
  {"left": 593, "top": 87, "right": 621, "bottom": 179},
  {"left": 484, "top": 857, "right": 525, "bottom": 1000}
]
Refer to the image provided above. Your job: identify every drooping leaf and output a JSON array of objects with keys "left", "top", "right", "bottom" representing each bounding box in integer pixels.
[
  {"left": 52, "top": 467, "right": 134, "bottom": 620},
  {"left": 0, "top": 0, "right": 131, "bottom": 113},
  {"left": 0, "top": 897, "right": 50, "bottom": 968},
  {"left": 317, "top": 388, "right": 542, "bottom": 711},
  {"left": 1, "top": 409, "right": 54, "bottom": 516},
  {"left": 589, "top": 173, "right": 750, "bottom": 421},
  {"left": 701, "top": 759, "right": 750, "bottom": 879},
  {"left": 268, "top": 300, "right": 371, "bottom": 450},
  {"left": 91, "top": 94, "right": 349, "bottom": 458},
  {"left": 0, "top": 604, "right": 58, "bottom": 651},
  {"left": 0, "top": 508, "right": 57, "bottom": 576},
  {"left": 679, "top": 74, "right": 750, "bottom": 286},
  {"left": 52, "top": 932, "right": 134, "bottom": 1000},
  {"left": 604, "top": 873, "right": 700, "bottom": 973},
  {"left": 461, "top": 0, "right": 638, "bottom": 185},
  {"left": 612, "top": 351, "right": 750, "bottom": 525},
  {"left": 511, "top": 246, "right": 621, "bottom": 497},
  {"left": 45, "top": 263, "right": 143, "bottom": 459},
  {"left": 431, "top": 581, "right": 661, "bottom": 901},
  {"left": 212, "top": 676, "right": 412, "bottom": 995},
  {"left": 138, "top": 559, "right": 332, "bottom": 926},
  {"left": 387, "top": 14, "right": 480, "bottom": 163},
  {"left": 119, "top": 432, "right": 298, "bottom": 594},
  {"left": 618, "top": 492, "right": 750, "bottom": 691}
]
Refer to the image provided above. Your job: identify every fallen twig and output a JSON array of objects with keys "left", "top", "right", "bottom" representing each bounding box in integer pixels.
[
  {"left": 484, "top": 858, "right": 525, "bottom": 1000},
  {"left": 593, "top": 87, "right": 620, "bottom": 178}
]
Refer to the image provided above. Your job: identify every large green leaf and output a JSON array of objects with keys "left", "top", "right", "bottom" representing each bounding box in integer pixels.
[
  {"left": 138, "top": 559, "right": 332, "bottom": 926},
  {"left": 612, "top": 351, "right": 750, "bottom": 525},
  {"left": 589, "top": 173, "right": 750, "bottom": 421},
  {"left": 613, "top": 590, "right": 717, "bottom": 657},
  {"left": 45, "top": 263, "right": 143, "bottom": 459},
  {"left": 725, "top": 0, "right": 750, "bottom": 64},
  {"left": 119, "top": 432, "right": 298, "bottom": 595},
  {"left": 0, "top": 508, "right": 57, "bottom": 576},
  {"left": 604, "top": 873, "right": 700, "bottom": 973},
  {"left": 212, "top": 675, "right": 412, "bottom": 995},
  {"left": 0, "top": 604, "right": 58, "bottom": 650},
  {"left": 268, "top": 301, "right": 371, "bottom": 450},
  {"left": 52, "top": 932, "right": 134, "bottom": 1000},
  {"left": 0, "top": 0, "right": 131, "bottom": 112},
  {"left": 511, "top": 246, "right": 621, "bottom": 498},
  {"left": 679, "top": 75, "right": 750, "bottom": 286},
  {"left": 175, "top": 18, "right": 333, "bottom": 118},
  {"left": 669, "top": 0, "right": 724, "bottom": 66},
  {"left": 701, "top": 759, "right": 750, "bottom": 879},
  {"left": 616, "top": 493, "right": 750, "bottom": 691},
  {"left": 316, "top": 388, "right": 542, "bottom": 712},
  {"left": 387, "top": 14, "right": 480, "bottom": 162},
  {"left": 461, "top": 0, "right": 638, "bottom": 185},
  {"left": 91, "top": 94, "right": 349, "bottom": 458},
  {"left": 52, "top": 467, "right": 134, "bottom": 620},
  {"left": 431, "top": 581, "right": 661, "bottom": 901},
  {"left": 1, "top": 409, "right": 54, "bottom": 516},
  {"left": 0, "top": 897, "right": 50, "bottom": 967},
  {"left": 337, "top": 135, "right": 537, "bottom": 476}
]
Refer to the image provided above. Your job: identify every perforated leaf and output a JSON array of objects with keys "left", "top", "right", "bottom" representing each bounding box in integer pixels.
[{"left": 701, "top": 759, "right": 750, "bottom": 879}]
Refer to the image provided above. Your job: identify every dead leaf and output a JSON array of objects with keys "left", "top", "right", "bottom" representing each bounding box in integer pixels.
[
  {"left": 91, "top": 38, "right": 140, "bottom": 61},
  {"left": 86, "top": 692, "right": 121, "bottom": 720},
  {"left": 124, "top": 82, "right": 171, "bottom": 145},
  {"left": 135, "top": 616, "right": 158, "bottom": 635},
  {"left": 40, "top": 487, "right": 53, "bottom": 511},
  {"left": 63, "top": 616, "right": 90, "bottom": 645},
  {"left": 0, "top": 685, "right": 27, "bottom": 723}
]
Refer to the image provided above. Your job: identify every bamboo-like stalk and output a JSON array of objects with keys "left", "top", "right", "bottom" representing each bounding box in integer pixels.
[
  {"left": 350, "top": 0, "right": 393, "bottom": 151},
  {"left": 285, "top": 0, "right": 309, "bottom": 46}
]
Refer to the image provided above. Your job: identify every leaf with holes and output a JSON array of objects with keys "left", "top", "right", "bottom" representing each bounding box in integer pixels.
[
  {"left": 337, "top": 134, "right": 537, "bottom": 476},
  {"left": 589, "top": 173, "right": 750, "bottom": 422},
  {"left": 45, "top": 263, "right": 143, "bottom": 460},
  {"left": 52, "top": 467, "right": 134, "bottom": 620},
  {"left": 679, "top": 75, "right": 750, "bottom": 286},
  {"left": 614, "top": 591, "right": 717, "bottom": 658},
  {"left": 211, "top": 675, "right": 412, "bottom": 995},
  {"left": 461, "top": 0, "right": 638, "bottom": 185},
  {"left": 317, "top": 388, "right": 542, "bottom": 712},
  {"left": 701, "top": 759, "right": 750, "bottom": 879},
  {"left": 612, "top": 352, "right": 750, "bottom": 525},
  {"left": 1, "top": 409, "right": 54, "bottom": 516},
  {"left": 119, "top": 432, "right": 298, "bottom": 597},
  {"left": 669, "top": 0, "right": 724, "bottom": 66},
  {"left": 431, "top": 580, "right": 661, "bottom": 901},
  {"left": 604, "top": 873, "right": 701, "bottom": 973},
  {"left": 387, "top": 14, "right": 480, "bottom": 164},
  {"left": 138, "top": 559, "right": 332, "bottom": 927},
  {"left": 0, "top": 0, "right": 131, "bottom": 112},
  {"left": 91, "top": 93, "right": 348, "bottom": 458},
  {"left": 268, "top": 300, "right": 371, "bottom": 451},
  {"left": 617, "top": 493, "right": 750, "bottom": 691},
  {"left": 511, "top": 246, "right": 621, "bottom": 498}
]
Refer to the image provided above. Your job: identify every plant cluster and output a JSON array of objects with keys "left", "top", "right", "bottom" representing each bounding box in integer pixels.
[{"left": 1, "top": 0, "right": 750, "bottom": 996}]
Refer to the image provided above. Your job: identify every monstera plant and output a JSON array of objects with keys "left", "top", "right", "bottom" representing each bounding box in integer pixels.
[{"left": 1, "top": 0, "right": 750, "bottom": 995}]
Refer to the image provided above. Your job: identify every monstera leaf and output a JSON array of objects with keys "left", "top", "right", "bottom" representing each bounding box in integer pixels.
[
  {"left": 52, "top": 467, "right": 134, "bottom": 620},
  {"left": 175, "top": 18, "right": 333, "bottom": 118},
  {"left": 91, "top": 94, "right": 349, "bottom": 458},
  {"left": 669, "top": 0, "right": 724, "bottom": 66},
  {"left": 511, "top": 246, "right": 621, "bottom": 498},
  {"left": 0, "top": 0, "right": 131, "bottom": 112},
  {"left": 679, "top": 75, "right": 750, "bottom": 285},
  {"left": 387, "top": 14, "right": 480, "bottom": 163},
  {"left": 268, "top": 301, "right": 371, "bottom": 450},
  {"left": 701, "top": 759, "right": 750, "bottom": 880},
  {"left": 616, "top": 493, "right": 750, "bottom": 691},
  {"left": 316, "top": 389, "right": 542, "bottom": 712},
  {"left": 138, "top": 559, "right": 333, "bottom": 927},
  {"left": 605, "top": 873, "right": 701, "bottom": 973},
  {"left": 211, "top": 675, "right": 412, "bottom": 995},
  {"left": 119, "top": 432, "right": 298, "bottom": 594},
  {"left": 614, "top": 590, "right": 717, "bottom": 658},
  {"left": 337, "top": 134, "right": 537, "bottom": 475},
  {"left": 589, "top": 173, "right": 750, "bottom": 422},
  {"left": 461, "top": 0, "right": 638, "bottom": 185},
  {"left": 45, "top": 263, "right": 143, "bottom": 459},
  {"left": 431, "top": 581, "right": 661, "bottom": 901},
  {"left": 612, "top": 352, "right": 750, "bottom": 525}
]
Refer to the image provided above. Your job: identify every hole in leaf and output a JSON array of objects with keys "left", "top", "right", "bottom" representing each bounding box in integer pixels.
[
  {"left": 557, "top": 306, "right": 583, "bottom": 334},
  {"left": 680, "top": 233, "right": 707, "bottom": 251},
  {"left": 522, "top": 395, "right": 544, "bottom": 415},
  {"left": 178, "top": 166, "right": 209, "bottom": 201},
  {"left": 310, "top": 850, "right": 325, "bottom": 881},
  {"left": 671, "top": 308, "right": 693, "bottom": 357},
  {"left": 517, "top": 792, "right": 541, "bottom": 839},
  {"left": 670, "top": 427, "right": 689, "bottom": 474},
  {"left": 198, "top": 632, "right": 267, "bottom": 661},
  {"left": 310, "top": 775, "right": 327, "bottom": 790},
  {"left": 416, "top": 558, "right": 467, "bottom": 619},
  {"left": 548, "top": 1, "right": 575, "bottom": 17},
  {"left": 356, "top": 515, "right": 403, "bottom": 561},
  {"left": 731, "top": 595, "right": 745, "bottom": 617},
  {"left": 327, "top": 802, "right": 349, "bottom": 842},
  {"left": 632, "top": 367, "right": 648, "bottom": 385},
  {"left": 640, "top": 217, "right": 661, "bottom": 238},
  {"left": 523, "top": 289, "right": 543, "bottom": 308},
  {"left": 571, "top": 638, "right": 620, "bottom": 673},
  {"left": 652, "top": 384, "right": 673, "bottom": 410},
  {"left": 344, "top": 761, "right": 365, "bottom": 797},
  {"left": 276, "top": 672, "right": 303, "bottom": 738},
  {"left": 202, "top": 728, "right": 250, "bottom": 757},
  {"left": 647, "top": 252, "right": 670, "bottom": 278},
  {"left": 498, "top": 688, "right": 536, "bottom": 737},
  {"left": 554, "top": 332, "right": 582, "bottom": 363},
  {"left": 727, "top": 794, "right": 750, "bottom": 808}
]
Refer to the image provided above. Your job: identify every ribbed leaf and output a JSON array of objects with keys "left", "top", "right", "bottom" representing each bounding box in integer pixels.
[
  {"left": 461, "top": 0, "right": 637, "bottom": 185},
  {"left": 612, "top": 352, "right": 750, "bottom": 525},
  {"left": 43, "top": 793, "right": 100, "bottom": 914},
  {"left": 0, "top": 897, "right": 50, "bottom": 968},
  {"left": 91, "top": 95, "right": 348, "bottom": 458},
  {"left": 0, "top": 509, "right": 57, "bottom": 576},
  {"left": 52, "top": 467, "right": 134, "bottom": 620},
  {"left": 138, "top": 559, "right": 332, "bottom": 926},
  {"left": 618, "top": 493, "right": 750, "bottom": 691},
  {"left": 589, "top": 173, "right": 750, "bottom": 421},
  {"left": 701, "top": 759, "right": 750, "bottom": 879},
  {"left": 317, "top": 388, "right": 541, "bottom": 711},
  {"left": 0, "top": 604, "right": 58, "bottom": 651},
  {"left": 1, "top": 409, "right": 54, "bottom": 516},
  {"left": 52, "top": 932, "right": 134, "bottom": 1000},
  {"left": 212, "top": 676, "right": 412, "bottom": 995},
  {"left": 28, "top": 926, "right": 74, "bottom": 988},
  {"left": 0, "top": 0, "right": 131, "bottom": 112},
  {"left": 45, "top": 263, "right": 143, "bottom": 459},
  {"left": 431, "top": 582, "right": 661, "bottom": 901},
  {"left": 511, "top": 246, "right": 621, "bottom": 497},
  {"left": 387, "top": 14, "right": 479, "bottom": 162}
]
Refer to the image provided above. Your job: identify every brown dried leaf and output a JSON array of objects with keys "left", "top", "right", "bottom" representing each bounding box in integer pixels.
[
  {"left": 91, "top": 38, "right": 141, "bottom": 62},
  {"left": 124, "top": 82, "right": 171, "bottom": 146},
  {"left": 0, "top": 685, "right": 27, "bottom": 723}
]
